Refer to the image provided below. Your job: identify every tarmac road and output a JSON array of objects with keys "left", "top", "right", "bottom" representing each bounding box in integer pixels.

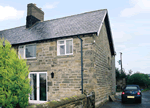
[{"left": 100, "top": 90, "right": 150, "bottom": 108}]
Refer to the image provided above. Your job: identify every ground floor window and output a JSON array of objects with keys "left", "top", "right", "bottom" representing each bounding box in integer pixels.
[{"left": 29, "top": 72, "right": 47, "bottom": 103}]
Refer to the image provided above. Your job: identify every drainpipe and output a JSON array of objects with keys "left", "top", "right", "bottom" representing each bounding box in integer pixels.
[{"left": 77, "top": 35, "right": 83, "bottom": 94}]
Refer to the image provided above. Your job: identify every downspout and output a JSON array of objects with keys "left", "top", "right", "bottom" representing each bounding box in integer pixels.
[{"left": 77, "top": 35, "right": 83, "bottom": 94}]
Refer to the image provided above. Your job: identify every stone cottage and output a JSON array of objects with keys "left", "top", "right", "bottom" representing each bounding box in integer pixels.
[{"left": 0, "top": 3, "right": 116, "bottom": 106}]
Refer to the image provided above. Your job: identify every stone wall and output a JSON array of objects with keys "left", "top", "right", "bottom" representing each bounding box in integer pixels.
[
  {"left": 89, "top": 19, "right": 115, "bottom": 104},
  {"left": 26, "top": 90, "right": 95, "bottom": 108},
  {"left": 111, "top": 55, "right": 116, "bottom": 94},
  {"left": 12, "top": 35, "right": 97, "bottom": 101},
  {"left": 28, "top": 37, "right": 83, "bottom": 101}
]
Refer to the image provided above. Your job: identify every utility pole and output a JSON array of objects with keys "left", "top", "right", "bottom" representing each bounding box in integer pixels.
[{"left": 120, "top": 52, "right": 123, "bottom": 74}]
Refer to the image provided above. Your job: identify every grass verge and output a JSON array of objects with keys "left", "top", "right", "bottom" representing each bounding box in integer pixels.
[{"left": 142, "top": 87, "right": 150, "bottom": 92}]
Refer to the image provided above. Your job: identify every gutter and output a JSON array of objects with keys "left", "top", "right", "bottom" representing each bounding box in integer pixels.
[{"left": 77, "top": 35, "right": 83, "bottom": 94}]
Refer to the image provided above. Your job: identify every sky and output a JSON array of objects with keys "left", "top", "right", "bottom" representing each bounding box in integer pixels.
[{"left": 0, "top": 0, "right": 150, "bottom": 75}]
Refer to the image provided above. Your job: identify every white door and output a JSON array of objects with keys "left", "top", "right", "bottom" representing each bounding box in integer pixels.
[{"left": 29, "top": 72, "right": 47, "bottom": 104}]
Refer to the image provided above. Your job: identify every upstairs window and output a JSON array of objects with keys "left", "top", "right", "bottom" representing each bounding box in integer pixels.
[
  {"left": 57, "top": 39, "right": 73, "bottom": 56},
  {"left": 18, "top": 44, "right": 36, "bottom": 59}
]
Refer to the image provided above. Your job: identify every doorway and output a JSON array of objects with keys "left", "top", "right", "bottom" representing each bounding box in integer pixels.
[{"left": 29, "top": 72, "right": 47, "bottom": 103}]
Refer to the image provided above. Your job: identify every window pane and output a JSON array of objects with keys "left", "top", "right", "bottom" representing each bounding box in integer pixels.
[
  {"left": 59, "top": 41, "right": 64, "bottom": 44},
  {"left": 66, "top": 40, "right": 72, "bottom": 53},
  {"left": 60, "top": 45, "right": 65, "bottom": 55},
  {"left": 40, "top": 73, "right": 46, "bottom": 101},
  {"left": 30, "top": 74, "right": 37, "bottom": 100},
  {"left": 125, "top": 86, "right": 138, "bottom": 90},
  {"left": 19, "top": 46, "right": 24, "bottom": 58},
  {"left": 26, "top": 45, "right": 36, "bottom": 58}
]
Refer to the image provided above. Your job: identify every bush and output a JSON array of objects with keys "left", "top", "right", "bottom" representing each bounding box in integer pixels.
[{"left": 0, "top": 38, "right": 31, "bottom": 108}]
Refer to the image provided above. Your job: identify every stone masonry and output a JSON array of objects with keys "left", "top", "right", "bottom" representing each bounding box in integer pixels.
[
  {"left": 12, "top": 17, "right": 115, "bottom": 103},
  {"left": 80, "top": 20, "right": 115, "bottom": 103}
]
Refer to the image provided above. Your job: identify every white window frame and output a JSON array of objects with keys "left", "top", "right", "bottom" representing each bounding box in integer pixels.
[
  {"left": 57, "top": 38, "right": 73, "bottom": 56},
  {"left": 18, "top": 44, "right": 36, "bottom": 59},
  {"left": 28, "top": 72, "right": 47, "bottom": 104}
]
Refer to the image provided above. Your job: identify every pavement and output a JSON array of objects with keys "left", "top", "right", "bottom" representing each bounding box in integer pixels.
[
  {"left": 114, "top": 92, "right": 122, "bottom": 100},
  {"left": 116, "top": 92, "right": 122, "bottom": 96},
  {"left": 101, "top": 90, "right": 150, "bottom": 108}
]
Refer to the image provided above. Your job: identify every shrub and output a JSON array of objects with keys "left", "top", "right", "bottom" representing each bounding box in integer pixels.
[{"left": 0, "top": 38, "right": 31, "bottom": 108}]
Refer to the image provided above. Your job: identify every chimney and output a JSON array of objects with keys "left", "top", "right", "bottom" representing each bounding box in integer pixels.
[{"left": 26, "top": 3, "right": 44, "bottom": 28}]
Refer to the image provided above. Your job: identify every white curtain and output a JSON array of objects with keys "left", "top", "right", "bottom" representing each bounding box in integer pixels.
[{"left": 30, "top": 75, "right": 35, "bottom": 100}]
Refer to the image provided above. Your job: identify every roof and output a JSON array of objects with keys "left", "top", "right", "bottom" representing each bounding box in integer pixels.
[{"left": 0, "top": 9, "right": 115, "bottom": 55}]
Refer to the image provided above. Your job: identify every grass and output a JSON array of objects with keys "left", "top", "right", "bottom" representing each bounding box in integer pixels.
[{"left": 142, "top": 87, "right": 150, "bottom": 92}]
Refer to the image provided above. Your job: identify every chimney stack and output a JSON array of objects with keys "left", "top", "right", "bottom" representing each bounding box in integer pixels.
[{"left": 26, "top": 3, "right": 44, "bottom": 28}]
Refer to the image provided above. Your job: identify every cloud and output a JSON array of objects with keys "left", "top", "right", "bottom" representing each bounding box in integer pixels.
[
  {"left": 0, "top": 5, "right": 24, "bottom": 21},
  {"left": 43, "top": 2, "right": 59, "bottom": 9},
  {"left": 117, "top": 45, "right": 126, "bottom": 49},
  {"left": 120, "top": 0, "right": 150, "bottom": 17},
  {"left": 111, "top": 22, "right": 135, "bottom": 43},
  {"left": 138, "top": 43, "right": 150, "bottom": 47},
  {"left": 112, "top": 31, "right": 132, "bottom": 43}
]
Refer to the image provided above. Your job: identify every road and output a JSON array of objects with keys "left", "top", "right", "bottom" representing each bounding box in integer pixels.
[{"left": 100, "top": 90, "right": 150, "bottom": 108}]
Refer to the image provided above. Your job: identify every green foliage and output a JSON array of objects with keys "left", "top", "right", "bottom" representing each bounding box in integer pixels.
[
  {"left": 0, "top": 38, "right": 31, "bottom": 108},
  {"left": 142, "top": 87, "right": 150, "bottom": 92},
  {"left": 127, "top": 73, "right": 150, "bottom": 87},
  {"left": 116, "top": 68, "right": 120, "bottom": 79},
  {"left": 116, "top": 68, "right": 127, "bottom": 79}
]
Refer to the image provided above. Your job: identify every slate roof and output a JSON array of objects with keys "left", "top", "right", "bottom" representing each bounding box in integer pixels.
[{"left": 0, "top": 9, "right": 107, "bottom": 45}]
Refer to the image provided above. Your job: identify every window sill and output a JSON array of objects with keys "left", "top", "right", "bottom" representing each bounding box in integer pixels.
[
  {"left": 25, "top": 57, "right": 37, "bottom": 60},
  {"left": 56, "top": 55, "right": 74, "bottom": 58},
  {"left": 57, "top": 53, "right": 73, "bottom": 56}
]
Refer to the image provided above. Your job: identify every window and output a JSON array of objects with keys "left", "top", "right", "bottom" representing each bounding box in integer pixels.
[
  {"left": 18, "top": 44, "right": 36, "bottom": 59},
  {"left": 125, "top": 86, "right": 138, "bottom": 90},
  {"left": 57, "top": 39, "right": 73, "bottom": 55}
]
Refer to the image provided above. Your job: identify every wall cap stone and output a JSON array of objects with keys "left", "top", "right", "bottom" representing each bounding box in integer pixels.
[{"left": 27, "top": 94, "right": 86, "bottom": 108}]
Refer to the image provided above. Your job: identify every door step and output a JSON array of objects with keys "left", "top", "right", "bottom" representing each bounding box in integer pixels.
[{"left": 109, "top": 95, "right": 116, "bottom": 101}]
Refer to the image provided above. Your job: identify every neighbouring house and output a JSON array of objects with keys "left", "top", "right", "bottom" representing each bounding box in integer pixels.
[
  {"left": 0, "top": 3, "right": 116, "bottom": 106},
  {"left": 147, "top": 74, "right": 150, "bottom": 79}
]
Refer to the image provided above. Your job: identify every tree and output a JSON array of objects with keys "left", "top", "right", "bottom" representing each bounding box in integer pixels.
[
  {"left": 128, "top": 69, "right": 133, "bottom": 76},
  {"left": 116, "top": 67, "right": 127, "bottom": 79},
  {"left": 126, "top": 69, "right": 133, "bottom": 82},
  {"left": 116, "top": 68, "right": 120, "bottom": 79},
  {"left": 120, "top": 68, "right": 126, "bottom": 78},
  {"left": 127, "top": 72, "right": 150, "bottom": 87},
  {"left": 0, "top": 38, "right": 31, "bottom": 108}
]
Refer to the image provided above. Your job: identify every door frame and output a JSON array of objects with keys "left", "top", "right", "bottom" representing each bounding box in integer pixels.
[{"left": 28, "top": 72, "right": 47, "bottom": 104}]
